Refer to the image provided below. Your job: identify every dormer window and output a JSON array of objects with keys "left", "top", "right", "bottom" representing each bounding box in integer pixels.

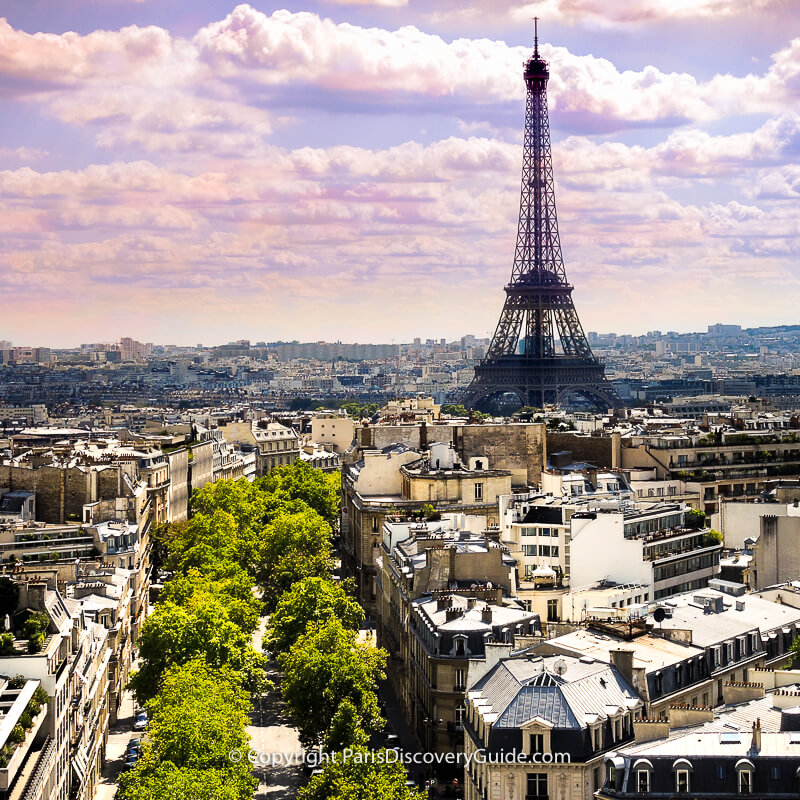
[
  {"left": 530, "top": 733, "right": 544, "bottom": 754},
  {"left": 673, "top": 759, "right": 693, "bottom": 794},
  {"left": 738, "top": 770, "right": 753, "bottom": 794}
]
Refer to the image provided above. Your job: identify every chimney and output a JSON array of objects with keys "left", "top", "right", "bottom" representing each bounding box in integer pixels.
[
  {"left": 27, "top": 583, "right": 47, "bottom": 612},
  {"left": 751, "top": 718, "right": 762, "bottom": 752},
  {"left": 467, "top": 598, "right": 478, "bottom": 609},
  {"left": 436, "top": 595, "right": 450, "bottom": 612},
  {"left": 481, "top": 606, "right": 493, "bottom": 625},
  {"left": 610, "top": 648, "right": 635, "bottom": 687},
  {"left": 445, "top": 607, "right": 461, "bottom": 622}
]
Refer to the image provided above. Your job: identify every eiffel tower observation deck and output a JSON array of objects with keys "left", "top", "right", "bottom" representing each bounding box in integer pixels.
[{"left": 465, "top": 24, "right": 624, "bottom": 413}]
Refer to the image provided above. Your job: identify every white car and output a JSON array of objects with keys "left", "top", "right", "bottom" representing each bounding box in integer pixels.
[{"left": 133, "top": 711, "right": 148, "bottom": 731}]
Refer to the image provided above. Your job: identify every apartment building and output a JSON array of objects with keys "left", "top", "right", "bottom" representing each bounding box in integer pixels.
[
  {"left": 539, "top": 587, "right": 800, "bottom": 717},
  {"left": 375, "top": 514, "right": 536, "bottom": 757},
  {"left": 464, "top": 653, "right": 642, "bottom": 800},
  {"left": 342, "top": 443, "right": 509, "bottom": 611},
  {"left": 599, "top": 678, "right": 800, "bottom": 800},
  {"left": 620, "top": 427, "right": 800, "bottom": 515}
]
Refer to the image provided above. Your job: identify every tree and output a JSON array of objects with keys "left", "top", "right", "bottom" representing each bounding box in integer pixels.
[
  {"left": 281, "top": 619, "right": 386, "bottom": 747},
  {"left": 259, "top": 510, "right": 335, "bottom": 611},
  {"left": 704, "top": 529, "right": 723, "bottom": 546},
  {"left": 257, "top": 462, "right": 340, "bottom": 530},
  {"left": 165, "top": 509, "right": 262, "bottom": 579},
  {"left": 0, "top": 633, "right": 14, "bottom": 656},
  {"left": 159, "top": 568, "right": 261, "bottom": 634},
  {"left": 0, "top": 577, "right": 20, "bottom": 621},
  {"left": 129, "top": 598, "right": 263, "bottom": 705},
  {"left": 118, "top": 763, "right": 253, "bottom": 800},
  {"left": 323, "top": 699, "right": 368, "bottom": 751},
  {"left": 441, "top": 404, "right": 469, "bottom": 417},
  {"left": 264, "top": 577, "right": 363, "bottom": 657},
  {"left": 142, "top": 660, "right": 253, "bottom": 771},
  {"left": 685, "top": 509, "right": 707, "bottom": 530},
  {"left": 297, "top": 750, "right": 426, "bottom": 800}
]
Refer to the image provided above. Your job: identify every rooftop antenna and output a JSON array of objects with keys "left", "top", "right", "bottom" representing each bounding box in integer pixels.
[{"left": 533, "top": 16, "right": 539, "bottom": 57}]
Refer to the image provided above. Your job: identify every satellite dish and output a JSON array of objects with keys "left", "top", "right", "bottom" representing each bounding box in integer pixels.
[
  {"left": 653, "top": 607, "right": 666, "bottom": 623},
  {"left": 553, "top": 658, "right": 567, "bottom": 676}
]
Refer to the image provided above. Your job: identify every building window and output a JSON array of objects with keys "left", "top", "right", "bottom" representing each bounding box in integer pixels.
[
  {"left": 372, "top": 516, "right": 380, "bottom": 533},
  {"left": 455, "top": 704, "right": 465, "bottom": 727},
  {"left": 738, "top": 770, "right": 753, "bottom": 794},
  {"left": 530, "top": 733, "right": 544, "bottom": 754},
  {"left": 547, "top": 599, "right": 559, "bottom": 622},
  {"left": 637, "top": 770, "right": 650, "bottom": 793},
  {"left": 455, "top": 668, "right": 466, "bottom": 689},
  {"left": 676, "top": 770, "right": 690, "bottom": 793},
  {"left": 474, "top": 483, "right": 483, "bottom": 501},
  {"left": 527, "top": 773, "right": 547, "bottom": 798},
  {"left": 593, "top": 726, "right": 601, "bottom": 750}
]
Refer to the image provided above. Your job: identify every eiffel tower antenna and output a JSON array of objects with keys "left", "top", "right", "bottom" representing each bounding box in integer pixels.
[{"left": 464, "top": 28, "right": 624, "bottom": 413}]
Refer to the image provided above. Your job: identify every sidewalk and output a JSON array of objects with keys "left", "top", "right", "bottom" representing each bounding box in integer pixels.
[
  {"left": 248, "top": 615, "right": 304, "bottom": 799},
  {"left": 95, "top": 672, "right": 139, "bottom": 800}
]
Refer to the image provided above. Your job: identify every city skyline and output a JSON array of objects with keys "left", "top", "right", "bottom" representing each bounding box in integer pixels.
[{"left": 1, "top": 1, "right": 798, "bottom": 344}]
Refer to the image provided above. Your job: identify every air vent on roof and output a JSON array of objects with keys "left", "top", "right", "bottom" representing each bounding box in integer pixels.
[{"left": 579, "top": 656, "right": 594, "bottom": 664}]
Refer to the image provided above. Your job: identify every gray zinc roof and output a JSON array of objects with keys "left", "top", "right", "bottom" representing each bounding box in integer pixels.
[{"left": 472, "top": 654, "right": 640, "bottom": 731}]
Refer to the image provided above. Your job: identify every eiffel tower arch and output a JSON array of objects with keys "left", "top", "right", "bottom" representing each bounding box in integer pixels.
[{"left": 465, "top": 25, "right": 624, "bottom": 414}]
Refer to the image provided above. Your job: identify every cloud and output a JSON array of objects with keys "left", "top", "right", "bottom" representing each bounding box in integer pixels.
[
  {"left": 426, "top": 0, "right": 787, "bottom": 27},
  {"left": 2, "top": 8, "right": 799, "bottom": 156},
  {"left": 0, "top": 145, "right": 48, "bottom": 161},
  {"left": 321, "top": 0, "right": 408, "bottom": 6}
]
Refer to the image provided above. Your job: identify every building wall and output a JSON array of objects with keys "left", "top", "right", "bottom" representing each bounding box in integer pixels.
[
  {"left": 190, "top": 440, "right": 214, "bottom": 492},
  {"left": 0, "top": 464, "right": 101, "bottom": 523},
  {"left": 311, "top": 417, "right": 356, "bottom": 454},
  {"left": 167, "top": 449, "right": 190, "bottom": 523},
  {"left": 752, "top": 515, "right": 800, "bottom": 590},
  {"left": 357, "top": 422, "right": 547, "bottom": 487},
  {"left": 719, "top": 500, "right": 797, "bottom": 549},
  {"left": 570, "top": 515, "right": 652, "bottom": 589},
  {"left": 547, "top": 431, "right": 615, "bottom": 469}
]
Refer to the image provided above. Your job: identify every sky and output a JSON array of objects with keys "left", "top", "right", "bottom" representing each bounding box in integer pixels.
[{"left": 0, "top": 0, "right": 799, "bottom": 347}]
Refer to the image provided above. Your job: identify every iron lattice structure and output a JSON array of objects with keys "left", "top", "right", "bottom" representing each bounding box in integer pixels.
[{"left": 465, "top": 32, "right": 624, "bottom": 412}]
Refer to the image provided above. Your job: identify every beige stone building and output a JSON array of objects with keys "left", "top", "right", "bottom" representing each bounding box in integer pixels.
[
  {"left": 375, "top": 516, "right": 539, "bottom": 757},
  {"left": 620, "top": 429, "right": 800, "bottom": 515},
  {"left": 310, "top": 415, "right": 356, "bottom": 454},
  {"left": 354, "top": 420, "right": 547, "bottom": 487},
  {"left": 464, "top": 652, "right": 642, "bottom": 800},
  {"left": 342, "top": 443, "right": 511, "bottom": 611}
]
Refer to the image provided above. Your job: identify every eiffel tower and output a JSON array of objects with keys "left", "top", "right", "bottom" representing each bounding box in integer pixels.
[{"left": 465, "top": 23, "right": 624, "bottom": 412}]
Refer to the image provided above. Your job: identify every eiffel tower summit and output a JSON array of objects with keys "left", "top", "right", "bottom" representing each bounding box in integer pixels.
[{"left": 465, "top": 23, "right": 624, "bottom": 413}]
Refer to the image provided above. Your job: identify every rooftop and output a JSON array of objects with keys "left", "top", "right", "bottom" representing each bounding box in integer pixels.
[{"left": 471, "top": 654, "right": 641, "bottom": 731}]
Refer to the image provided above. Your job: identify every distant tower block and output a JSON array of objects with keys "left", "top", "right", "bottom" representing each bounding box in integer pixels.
[{"left": 465, "top": 24, "right": 624, "bottom": 412}]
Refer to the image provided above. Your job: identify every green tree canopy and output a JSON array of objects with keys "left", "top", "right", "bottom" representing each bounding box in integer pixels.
[
  {"left": 260, "top": 510, "right": 335, "bottom": 611},
  {"left": 142, "top": 659, "right": 252, "bottom": 770},
  {"left": 130, "top": 598, "right": 263, "bottom": 704},
  {"left": 297, "top": 750, "right": 426, "bottom": 800},
  {"left": 264, "top": 577, "right": 363, "bottom": 657},
  {"left": 159, "top": 568, "right": 261, "bottom": 635},
  {"left": 118, "top": 763, "right": 254, "bottom": 800},
  {"left": 281, "top": 619, "right": 386, "bottom": 747},
  {"left": 257, "top": 461, "right": 340, "bottom": 530}
]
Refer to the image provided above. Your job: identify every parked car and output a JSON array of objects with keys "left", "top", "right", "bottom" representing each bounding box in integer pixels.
[{"left": 133, "top": 711, "right": 148, "bottom": 731}]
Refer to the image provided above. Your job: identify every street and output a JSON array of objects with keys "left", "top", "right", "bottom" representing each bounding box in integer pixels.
[{"left": 247, "top": 615, "right": 304, "bottom": 799}]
